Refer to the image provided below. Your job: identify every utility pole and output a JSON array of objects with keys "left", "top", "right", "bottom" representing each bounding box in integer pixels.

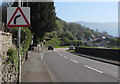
[{"left": 18, "top": 0, "right": 21, "bottom": 83}]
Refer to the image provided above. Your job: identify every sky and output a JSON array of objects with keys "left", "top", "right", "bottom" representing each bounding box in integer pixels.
[
  {"left": 54, "top": 2, "right": 118, "bottom": 22},
  {"left": 0, "top": 1, "right": 118, "bottom": 23},
  {"left": 0, "top": 0, "right": 2, "bottom": 4}
]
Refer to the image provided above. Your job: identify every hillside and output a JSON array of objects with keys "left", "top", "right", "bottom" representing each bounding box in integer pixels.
[
  {"left": 76, "top": 21, "right": 118, "bottom": 37},
  {"left": 44, "top": 18, "right": 118, "bottom": 47}
]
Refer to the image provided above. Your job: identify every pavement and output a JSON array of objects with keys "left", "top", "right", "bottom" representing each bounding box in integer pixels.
[{"left": 21, "top": 51, "right": 53, "bottom": 82}]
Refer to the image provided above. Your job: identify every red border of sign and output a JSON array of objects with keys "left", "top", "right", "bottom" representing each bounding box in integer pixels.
[{"left": 7, "top": 7, "right": 30, "bottom": 27}]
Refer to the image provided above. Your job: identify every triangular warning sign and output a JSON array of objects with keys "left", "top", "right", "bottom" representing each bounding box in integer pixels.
[{"left": 7, "top": 7, "right": 30, "bottom": 27}]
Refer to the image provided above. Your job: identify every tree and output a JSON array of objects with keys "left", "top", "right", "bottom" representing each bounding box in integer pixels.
[
  {"left": 109, "top": 38, "right": 117, "bottom": 46},
  {"left": 29, "top": 2, "right": 56, "bottom": 44},
  {"left": 55, "top": 19, "right": 63, "bottom": 32},
  {"left": 117, "top": 38, "right": 120, "bottom": 46},
  {"left": 84, "top": 31, "right": 92, "bottom": 39},
  {"left": 58, "top": 31, "right": 75, "bottom": 41}
]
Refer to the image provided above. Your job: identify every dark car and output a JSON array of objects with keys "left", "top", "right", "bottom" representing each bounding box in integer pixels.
[{"left": 48, "top": 46, "right": 54, "bottom": 50}]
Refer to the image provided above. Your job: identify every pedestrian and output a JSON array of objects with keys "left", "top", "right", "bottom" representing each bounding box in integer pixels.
[{"left": 25, "top": 51, "right": 29, "bottom": 61}]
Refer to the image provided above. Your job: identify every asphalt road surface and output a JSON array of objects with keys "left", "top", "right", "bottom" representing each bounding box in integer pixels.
[{"left": 42, "top": 48, "right": 119, "bottom": 82}]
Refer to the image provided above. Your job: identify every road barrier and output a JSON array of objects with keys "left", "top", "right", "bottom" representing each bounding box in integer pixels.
[{"left": 75, "top": 47, "right": 120, "bottom": 61}]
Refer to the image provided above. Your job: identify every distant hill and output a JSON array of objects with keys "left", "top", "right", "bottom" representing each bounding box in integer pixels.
[{"left": 76, "top": 21, "right": 118, "bottom": 37}]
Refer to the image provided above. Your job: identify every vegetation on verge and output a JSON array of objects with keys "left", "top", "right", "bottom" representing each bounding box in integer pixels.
[
  {"left": 6, "top": 28, "right": 32, "bottom": 71},
  {"left": 7, "top": 48, "right": 18, "bottom": 71}
]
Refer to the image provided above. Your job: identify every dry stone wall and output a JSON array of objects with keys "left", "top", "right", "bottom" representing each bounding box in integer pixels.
[
  {"left": 0, "top": 31, "right": 2, "bottom": 83},
  {"left": 0, "top": 31, "right": 18, "bottom": 83}
]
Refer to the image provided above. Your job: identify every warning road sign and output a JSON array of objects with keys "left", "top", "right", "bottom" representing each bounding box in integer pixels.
[{"left": 7, "top": 7, "right": 30, "bottom": 27}]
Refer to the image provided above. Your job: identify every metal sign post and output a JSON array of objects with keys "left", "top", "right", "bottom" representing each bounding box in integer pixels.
[
  {"left": 18, "top": 0, "right": 21, "bottom": 83},
  {"left": 18, "top": 27, "right": 21, "bottom": 83}
]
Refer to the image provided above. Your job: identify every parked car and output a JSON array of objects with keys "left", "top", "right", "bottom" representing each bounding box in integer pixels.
[
  {"left": 48, "top": 46, "right": 54, "bottom": 50},
  {"left": 69, "top": 46, "right": 75, "bottom": 50}
]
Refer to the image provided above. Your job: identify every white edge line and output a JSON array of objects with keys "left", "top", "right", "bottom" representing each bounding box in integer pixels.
[
  {"left": 84, "top": 65, "right": 103, "bottom": 74},
  {"left": 41, "top": 50, "right": 45, "bottom": 60}
]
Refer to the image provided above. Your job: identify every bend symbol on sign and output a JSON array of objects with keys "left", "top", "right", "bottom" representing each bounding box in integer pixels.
[
  {"left": 7, "top": 7, "right": 30, "bottom": 27},
  {"left": 14, "top": 15, "right": 21, "bottom": 24}
]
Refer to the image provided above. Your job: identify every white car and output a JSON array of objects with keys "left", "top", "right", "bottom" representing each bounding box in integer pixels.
[{"left": 69, "top": 46, "right": 75, "bottom": 50}]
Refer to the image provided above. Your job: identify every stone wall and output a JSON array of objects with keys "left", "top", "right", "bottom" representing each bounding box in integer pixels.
[
  {"left": 75, "top": 47, "right": 119, "bottom": 61},
  {"left": 0, "top": 31, "right": 2, "bottom": 83},
  {"left": 0, "top": 31, "right": 12, "bottom": 57},
  {"left": 0, "top": 31, "right": 18, "bottom": 83}
]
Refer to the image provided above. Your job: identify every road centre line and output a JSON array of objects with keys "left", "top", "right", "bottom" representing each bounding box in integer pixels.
[
  {"left": 64, "top": 56, "right": 68, "bottom": 58},
  {"left": 84, "top": 65, "right": 103, "bottom": 74},
  {"left": 70, "top": 59, "right": 79, "bottom": 64}
]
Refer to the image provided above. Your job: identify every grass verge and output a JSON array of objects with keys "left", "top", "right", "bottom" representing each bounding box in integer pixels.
[{"left": 54, "top": 46, "right": 69, "bottom": 48}]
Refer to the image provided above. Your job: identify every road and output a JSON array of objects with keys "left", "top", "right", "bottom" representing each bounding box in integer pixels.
[{"left": 42, "top": 48, "right": 119, "bottom": 82}]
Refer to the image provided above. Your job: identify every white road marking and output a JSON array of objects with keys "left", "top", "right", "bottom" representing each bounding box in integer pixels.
[
  {"left": 57, "top": 52, "right": 63, "bottom": 57},
  {"left": 39, "top": 53, "right": 42, "bottom": 55},
  {"left": 41, "top": 50, "right": 45, "bottom": 60},
  {"left": 64, "top": 56, "right": 68, "bottom": 59},
  {"left": 70, "top": 59, "right": 79, "bottom": 64},
  {"left": 84, "top": 65, "right": 103, "bottom": 74}
]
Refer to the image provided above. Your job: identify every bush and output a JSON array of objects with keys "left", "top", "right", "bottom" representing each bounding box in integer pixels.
[
  {"left": 45, "top": 38, "right": 61, "bottom": 47},
  {"left": 7, "top": 48, "right": 18, "bottom": 71},
  {"left": 11, "top": 27, "right": 32, "bottom": 62}
]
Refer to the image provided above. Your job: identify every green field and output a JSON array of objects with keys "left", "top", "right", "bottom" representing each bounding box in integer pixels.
[{"left": 66, "top": 49, "right": 75, "bottom": 52}]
